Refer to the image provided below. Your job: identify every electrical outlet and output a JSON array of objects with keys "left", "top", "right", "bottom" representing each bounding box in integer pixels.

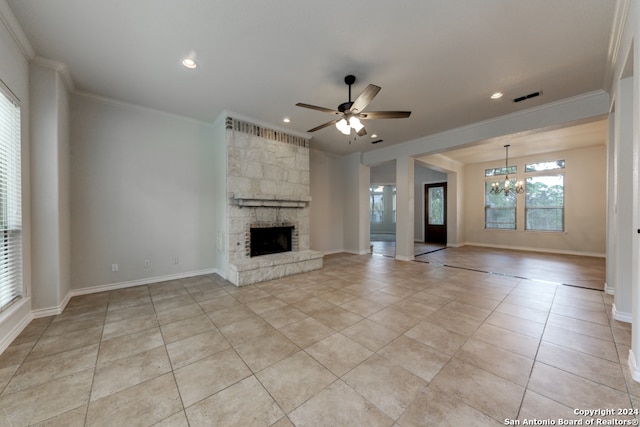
[
  {"left": 144, "top": 260, "right": 151, "bottom": 268},
  {"left": 173, "top": 257, "right": 179, "bottom": 265},
  {"left": 111, "top": 263, "right": 118, "bottom": 272}
]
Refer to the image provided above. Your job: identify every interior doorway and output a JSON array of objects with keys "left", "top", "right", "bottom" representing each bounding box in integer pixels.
[{"left": 425, "top": 182, "right": 447, "bottom": 244}]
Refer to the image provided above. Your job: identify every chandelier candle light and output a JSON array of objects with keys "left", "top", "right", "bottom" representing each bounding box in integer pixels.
[{"left": 490, "top": 144, "right": 524, "bottom": 196}]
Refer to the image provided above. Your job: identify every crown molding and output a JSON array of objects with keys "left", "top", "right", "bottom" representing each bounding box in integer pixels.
[
  {"left": 74, "top": 90, "right": 215, "bottom": 126},
  {"left": 31, "top": 56, "right": 75, "bottom": 92},
  {"left": 0, "top": 0, "right": 34, "bottom": 59},
  {"left": 604, "top": 0, "right": 632, "bottom": 94},
  {"left": 0, "top": 2, "right": 77, "bottom": 92}
]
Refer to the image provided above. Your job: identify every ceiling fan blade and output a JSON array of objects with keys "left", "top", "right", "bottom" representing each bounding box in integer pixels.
[
  {"left": 359, "top": 111, "right": 412, "bottom": 119},
  {"left": 350, "top": 84, "right": 381, "bottom": 113},
  {"left": 296, "top": 103, "right": 339, "bottom": 114},
  {"left": 307, "top": 118, "right": 341, "bottom": 132},
  {"left": 356, "top": 126, "right": 367, "bottom": 137}
]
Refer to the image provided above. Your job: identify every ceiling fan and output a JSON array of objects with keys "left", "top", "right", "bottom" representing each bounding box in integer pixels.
[{"left": 296, "top": 75, "right": 411, "bottom": 137}]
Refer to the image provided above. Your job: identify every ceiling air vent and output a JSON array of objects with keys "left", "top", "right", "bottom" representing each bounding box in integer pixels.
[{"left": 513, "top": 91, "right": 542, "bottom": 103}]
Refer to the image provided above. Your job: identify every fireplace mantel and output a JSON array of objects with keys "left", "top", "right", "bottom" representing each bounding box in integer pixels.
[{"left": 232, "top": 194, "right": 311, "bottom": 208}]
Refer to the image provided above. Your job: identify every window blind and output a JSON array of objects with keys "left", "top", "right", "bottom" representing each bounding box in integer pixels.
[{"left": 0, "top": 85, "right": 22, "bottom": 313}]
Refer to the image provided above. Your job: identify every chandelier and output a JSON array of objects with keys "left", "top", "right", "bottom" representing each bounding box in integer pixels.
[{"left": 490, "top": 144, "right": 524, "bottom": 196}]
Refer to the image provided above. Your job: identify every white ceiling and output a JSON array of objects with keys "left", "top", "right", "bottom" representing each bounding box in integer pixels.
[{"left": 5, "top": 0, "right": 616, "bottom": 159}]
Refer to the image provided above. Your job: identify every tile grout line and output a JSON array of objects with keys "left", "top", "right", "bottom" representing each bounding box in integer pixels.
[
  {"left": 82, "top": 293, "right": 113, "bottom": 427},
  {"left": 513, "top": 281, "right": 558, "bottom": 422}
]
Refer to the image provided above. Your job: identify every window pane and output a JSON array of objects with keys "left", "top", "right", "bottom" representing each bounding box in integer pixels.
[
  {"left": 526, "top": 208, "right": 563, "bottom": 231},
  {"left": 525, "top": 175, "right": 564, "bottom": 231},
  {"left": 428, "top": 187, "right": 444, "bottom": 225},
  {"left": 525, "top": 160, "right": 565, "bottom": 172},
  {"left": 392, "top": 187, "right": 396, "bottom": 223},
  {"left": 485, "top": 166, "right": 516, "bottom": 177},
  {"left": 370, "top": 186, "right": 384, "bottom": 223},
  {"left": 485, "top": 181, "right": 516, "bottom": 229},
  {"left": 485, "top": 207, "right": 516, "bottom": 229}
]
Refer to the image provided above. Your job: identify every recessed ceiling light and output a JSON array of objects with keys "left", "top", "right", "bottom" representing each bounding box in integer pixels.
[
  {"left": 490, "top": 92, "right": 503, "bottom": 100},
  {"left": 283, "top": 117, "right": 291, "bottom": 123},
  {"left": 371, "top": 134, "right": 378, "bottom": 138},
  {"left": 182, "top": 58, "right": 198, "bottom": 69}
]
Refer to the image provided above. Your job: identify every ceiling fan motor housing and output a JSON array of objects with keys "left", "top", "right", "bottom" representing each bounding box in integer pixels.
[{"left": 338, "top": 102, "right": 353, "bottom": 113}]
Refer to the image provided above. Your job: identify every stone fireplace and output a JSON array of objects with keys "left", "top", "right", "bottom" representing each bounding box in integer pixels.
[{"left": 225, "top": 117, "right": 323, "bottom": 286}]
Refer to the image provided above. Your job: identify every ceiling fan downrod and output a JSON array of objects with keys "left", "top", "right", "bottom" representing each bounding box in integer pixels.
[{"left": 339, "top": 75, "right": 356, "bottom": 113}]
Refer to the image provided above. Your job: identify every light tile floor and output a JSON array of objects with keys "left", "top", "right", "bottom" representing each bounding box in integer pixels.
[{"left": 0, "top": 253, "right": 635, "bottom": 426}]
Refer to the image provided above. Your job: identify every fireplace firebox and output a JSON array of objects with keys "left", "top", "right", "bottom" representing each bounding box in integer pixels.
[{"left": 250, "top": 226, "right": 294, "bottom": 257}]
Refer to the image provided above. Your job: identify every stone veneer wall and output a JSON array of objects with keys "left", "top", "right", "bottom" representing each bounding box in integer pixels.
[{"left": 225, "top": 117, "right": 323, "bottom": 285}]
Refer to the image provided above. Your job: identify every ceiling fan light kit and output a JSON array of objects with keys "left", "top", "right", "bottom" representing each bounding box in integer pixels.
[
  {"left": 336, "top": 118, "right": 350, "bottom": 135},
  {"left": 296, "top": 75, "right": 411, "bottom": 139}
]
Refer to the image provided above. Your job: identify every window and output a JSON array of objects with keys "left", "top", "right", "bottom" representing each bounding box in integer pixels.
[
  {"left": 485, "top": 181, "right": 517, "bottom": 229},
  {"left": 0, "top": 85, "right": 22, "bottom": 313},
  {"left": 485, "top": 165, "right": 516, "bottom": 177},
  {"left": 370, "top": 185, "right": 397, "bottom": 224},
  {"left": 392, "top": 187, "right": 396, "bottom": 223},
  {"left": 525, "top": 174, "right": 564, "bottom": 231},
  {"left": 370, "top": 186, "right": 384, "bottom": 223},
  {"left": 525, "top": 160, "right": 565, "bottom": 172}
]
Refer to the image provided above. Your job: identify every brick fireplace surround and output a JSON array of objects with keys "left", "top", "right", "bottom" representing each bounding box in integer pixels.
[{"left": 225, "top": 117, "right": 323, "bottom": 286}]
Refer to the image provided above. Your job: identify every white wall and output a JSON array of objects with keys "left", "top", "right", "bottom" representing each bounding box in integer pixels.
[
  {"left": 370, "top": 161, "right": 396, "bottom": 183},
  {"left": 0, "top": 0, "right": 32, "bottom": 351},
  {"left": 70, "top": 94, "right": 220, "bottom": 290},
  {"left": 341, "top": 153, "right": 370, "bottom": 254},
  {"left": 30, "top": 63, "right": 70, "bottom": 311},
  {"left": 464, "top": 145, "right": 606, "bottom": 255},
  {"left": 614, "top": 77, "right": 634, "bottom": 317},
  {"left": 309, "top": 149, "right": 344, "bottom": 254},
  {"left": 209, "top": 115, "right": 227, "bottom": 275}
]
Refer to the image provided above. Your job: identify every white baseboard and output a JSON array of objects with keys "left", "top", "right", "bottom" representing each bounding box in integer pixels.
[
  {"left": 612, "top": 303, "right": 632, "bottom": 323},
  {"left": 395, "top": 255, "right": 414, "bottom": 262},
  {"left": 323, "top": 250, "right": 344, "bottom": 255},
  {"left": 343, "top": 249, "right": 370, "bottom": 255},
  {"left": 68, "top": 268, "right": 222, "bottom": 299},
  {"left": 629, "top": 350, "right": 640, "bottom": 382},
  {"left": 32, "top": 292, "right": 72, "bottom": 319},
  {"left": 463, "top": 242, "right": 605, "bottom": 258},
  {"left": 604, "top": 282, "right": 615, "bottom": 295},
  {"left": 0, "top": 298, "right": 33, "bottom": 355}
]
